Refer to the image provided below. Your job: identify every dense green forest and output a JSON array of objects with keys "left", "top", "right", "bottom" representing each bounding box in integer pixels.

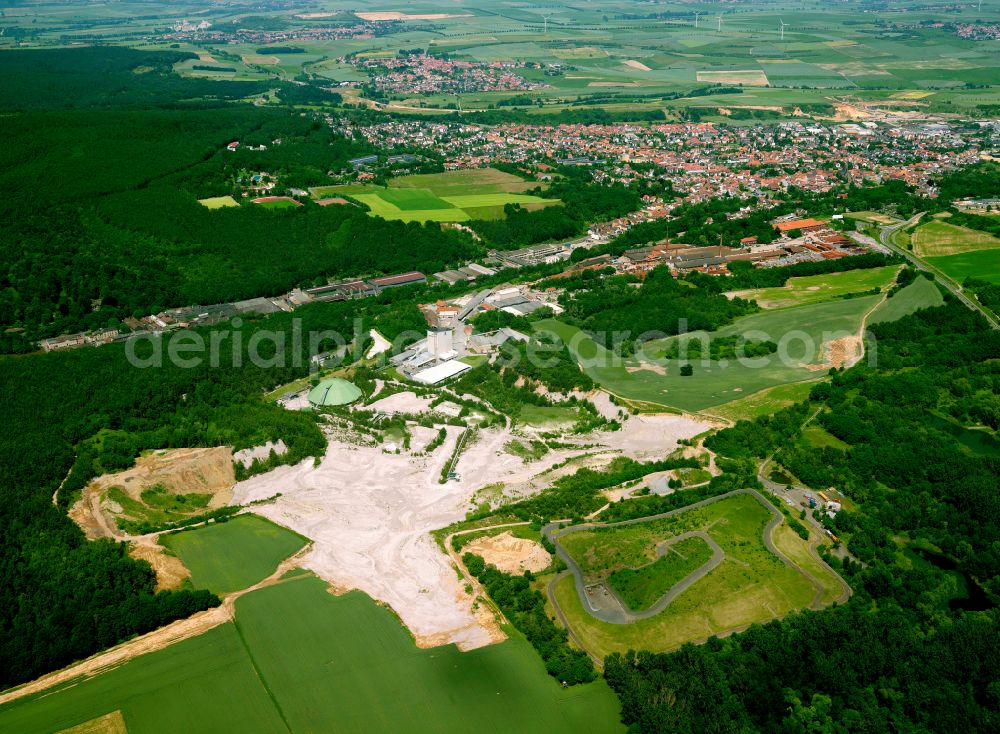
[
  {"left": 463, "top": 552, "right": 597, "bottom": 686},
  {"left": 936, "top": 161, "right": 1000, "bottom": 202},
  {"left": 468, "top": 170, "right": 642, "bottom": 248},
  {"left": 0, "top": 47, "right": 267, "bottom": 109},
  {"left": 610, "top": 298, "right": 1000, "bottom": 732},
  {"left": 965, "top": 277, "right": 1000, "bottom": 319},
  {"left": 0, "top": 48, "right": 647, "bottom": 349},
  {"left": 0, "top": 292, "right": 429, "bottom": 688},
  {"left": 0, "top": 48, "right": 483, "bottom": 347},
  {"left": 554, "top": 267, "right": 758, "bottom": 350}
]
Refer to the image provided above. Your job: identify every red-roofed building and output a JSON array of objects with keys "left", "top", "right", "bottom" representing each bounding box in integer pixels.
[{"left": 775, "top": 218, "right": 826, "bottom": 233}]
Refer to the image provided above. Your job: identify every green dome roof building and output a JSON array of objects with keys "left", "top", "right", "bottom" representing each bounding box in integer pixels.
[{"left": 307, "top": 378, "right": 362, "bottom": 408}]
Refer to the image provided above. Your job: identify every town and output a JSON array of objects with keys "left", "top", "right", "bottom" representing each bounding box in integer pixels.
[{"left": 3, "top": 4, "right": 1000, "bottom": 733}]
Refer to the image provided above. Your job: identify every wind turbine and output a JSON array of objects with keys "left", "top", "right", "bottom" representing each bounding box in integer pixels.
[
  {"left": 694, "top": 12, "right": 700, "bottom": 29},
  {"left": 543, "top": 15, "right": 550, "bottom": 35},
  {"left": 779, "top": 19, "right": 787, "bottom": 41},
  {"left": 717, "top": 14, "right": 723, "bottom": 32}
]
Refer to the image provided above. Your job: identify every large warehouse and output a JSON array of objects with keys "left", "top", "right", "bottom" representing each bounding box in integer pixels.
[{"left": 307, "top": 378, "right": 363, "bottom": 408}]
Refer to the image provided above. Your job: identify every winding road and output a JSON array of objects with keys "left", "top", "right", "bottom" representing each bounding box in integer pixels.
[{"left": 542, "top": 488, "right": 838, "bottom": 626}]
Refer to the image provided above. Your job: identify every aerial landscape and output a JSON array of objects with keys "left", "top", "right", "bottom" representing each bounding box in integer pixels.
[{"left": 0, "top": 0, "right": 999, "bottom": 731}]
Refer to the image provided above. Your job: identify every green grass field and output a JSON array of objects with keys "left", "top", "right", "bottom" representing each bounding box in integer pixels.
[
  {"left": 800, "top": 424, "right": 849, "bottom": 451},
  {"left": 312, "top": 168, "right": 557, "bottom": 223},
  {"left": 534, "top": 295, "right": 878, "bottom": 412},
  {"left": 727, "top": 265, "right": 899, "bottom": 309},
  {"left": 868, "top": 275, "right": 944, "bottom": 324},
  {"left": 704, "top": 381, "right": 816, "bottom": 423},
  {"left": 389, "top": 168, "right": 541, "bottom": 195},
  {"left": 252, "top": 198, "right": 300, "bottom": 209},
  {"left": 552, "top": 494, "right": 819, "bottom": 658},
  {"left": 926, "top": 249, "right": 1000, "bottom": 286},
  {"left": 0, "top": 575, "right": 624, "bottom": 734},
  {"left": 911, "top": 220, "right": 1000, "bottom": 258},
  {"left": 607, "top": 535, "right": 715, "bottom": 612},
  {"left": 377, "top": 187, "right": 457, "bottom": 211},
  {"left": 196, "top": 195, "right": 239, "bottom": 209},
  {"left": 770, "top": 524, "right": 846, "bottom": 607},
  {"left": 350, "top": 189, "right": 557, "bottom": 222},
  {"left": 518, "top": 404, "right": 580, "bottom": 428},
  {"left": 107, "top": 485, "right": 212, "bottom": 533},
  {"left": 159, "top": 514, "right": 306, "bottom": 594}
]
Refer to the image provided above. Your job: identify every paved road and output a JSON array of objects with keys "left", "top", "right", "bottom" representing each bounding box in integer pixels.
[
  {"left": 758, "top": 461, "right": 854, "bottom": 605},
  {"left": 543, "top": 488, "right": 815, "bottom": 624},
  {"left": 573, "top": 531, "right": 724, "bottom": 624},
  {"left": 877, "top": 213, "right": 999, "bottom": 330},
  {"left": 545, "top": 571, "right": 604, "bottom": 666}
]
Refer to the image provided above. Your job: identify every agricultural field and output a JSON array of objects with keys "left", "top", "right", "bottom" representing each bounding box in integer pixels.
[
  {"left": 868, "top": 275, "right": 944, "bottom": 325},
  {"left": 312, "top": 168, "right": 558, "bottom": 222},
  {"left": 726, "top": 265, "right": 900, "bottom": 309},
  {"left": 159, "top": 514, "right": 306, "bottom": 594},
  {"left": 534, "top": 293, "right": 881, "bottom": 412},
  {"left": 926, "top": 249, "right": 1000, "bottom": 286},
  {"left": 696, "top": 70, "right": 769, "bottom": 86},
  {"left": 549, "top": 492, "right": 831, "bottom": 658},
  {"left": 911, "top": 220, "right": 1000, "bottom": 258},
  {"left": 6, "top": 0, "right": 1000, "bottom": 116},
  {"left": 0, "top": 575, "right": 624, "bottom": 734}
]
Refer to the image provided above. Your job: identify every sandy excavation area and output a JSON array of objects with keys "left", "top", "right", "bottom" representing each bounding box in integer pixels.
[
  {"left": 231, "top": 407, "right": 708, "bottom": 649},
  {"left": 463, "top": 531, "right": 550, "bottom": 574},
  {"left": 70, "top": 446, "right": 236, "bottom": 540}
]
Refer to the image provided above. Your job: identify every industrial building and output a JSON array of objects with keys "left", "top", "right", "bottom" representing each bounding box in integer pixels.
[{"left": 307, "top": 378, "right": 363, "bottom": 408}]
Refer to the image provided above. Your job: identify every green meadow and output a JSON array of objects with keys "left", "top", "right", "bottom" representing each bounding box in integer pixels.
[
  {"left": 552, "top": 493, "right": 820, "bottom": 658},
  {"left": 868, "top": 276, "right": 944, "bottom": 325},
  {"left": 160, "top": 514, "right": 306, "bottom": 594},
  {"left": 607, "top": 535, "right": 715, "bottom": 612},
  {"left": 926, "top": 249, "right": 1000, "bottom": 286},
  {"left": 911, "top": 220, "right": 1000, "bottom": 258},
  {"left": 535, "top": 294, "right": 878, "bottom": 412},
  {"left": 0, "top": 575, "right": 624, "bottom": 734},
  {"left": 727, "top": 265, "right": 899, "bottom": 309},
  {"left": 704, "top": 381, "right": 816, "bottom": 423},
  {"left": 196, "top": 195, "right": 239, "bottom": 209}
]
